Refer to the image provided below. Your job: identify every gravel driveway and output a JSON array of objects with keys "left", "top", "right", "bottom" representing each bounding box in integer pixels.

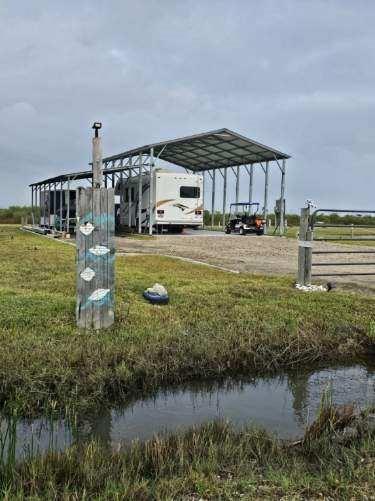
[{"left": 116, "top": 232, "right": 375, "bottom": 289}]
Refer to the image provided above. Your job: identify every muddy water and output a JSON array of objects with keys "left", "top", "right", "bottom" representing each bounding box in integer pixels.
[{"left": 1, "top": 361, "right": 374, "bottom": 460}]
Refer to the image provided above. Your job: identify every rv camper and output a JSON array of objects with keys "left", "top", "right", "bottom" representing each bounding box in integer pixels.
[{"left": 116, "top": 169, "right": 203, "bottom": 233}]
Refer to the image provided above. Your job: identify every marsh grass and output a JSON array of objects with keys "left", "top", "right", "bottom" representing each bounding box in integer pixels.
[
  {"left": 0, "top": 415, "right": 17, "bottom": 480},
  {"left": 0, "top": 418, "right": 374, "bottom": 499},
  {"left": 0, "top": 225, "right": 374, "bottom": 416}
]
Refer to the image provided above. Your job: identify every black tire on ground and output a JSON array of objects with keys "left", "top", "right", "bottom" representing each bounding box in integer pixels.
[
  {"left": 225, "top": 227, "right": 231, "bottom": 234},
  {"left": 168, "top": 226, "right": 184, "bottom": 234}
]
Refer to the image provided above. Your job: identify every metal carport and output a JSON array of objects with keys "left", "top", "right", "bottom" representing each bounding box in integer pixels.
[{"left": 29, "top": 128, "right": 290, "bottom": 235}]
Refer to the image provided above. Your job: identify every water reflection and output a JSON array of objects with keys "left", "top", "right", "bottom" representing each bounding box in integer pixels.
[{"left": 2, "top": 361, "right": 374, "bottom": 460}]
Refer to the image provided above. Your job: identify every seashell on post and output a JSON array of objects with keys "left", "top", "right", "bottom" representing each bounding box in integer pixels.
[{"left": 76, "top": 123, "right": 115, "bottom": 329}]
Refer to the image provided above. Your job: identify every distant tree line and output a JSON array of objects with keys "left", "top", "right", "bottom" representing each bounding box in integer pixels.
[
  {"left": 0, "top": 206, "right": 39, "bottom": 224},
  {"left": 204, "top": 210, "right": 375, "bottom": 227},
  {"left": 1, "top": 206, "right": 374, "bottom": 227},
  {"left": 293, "top": 213, "right": 375, "bottom": 226}
]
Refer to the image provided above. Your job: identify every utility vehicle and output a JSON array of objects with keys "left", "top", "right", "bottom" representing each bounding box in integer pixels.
[{"left": 225, "top": 202, "right": 265, "bottom": 235}]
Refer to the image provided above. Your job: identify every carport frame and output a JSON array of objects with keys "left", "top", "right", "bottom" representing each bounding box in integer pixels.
[{"left": 29, "top": 128, "right": 290, "bottom": 235}]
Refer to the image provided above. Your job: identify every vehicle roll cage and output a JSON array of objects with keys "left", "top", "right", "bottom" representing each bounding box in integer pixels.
[{"left": 229, "top": 202, "right": 260, "bottom": 214}]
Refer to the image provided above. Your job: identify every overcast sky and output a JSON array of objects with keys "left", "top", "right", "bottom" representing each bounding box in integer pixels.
[{"left": 1, "top": 0, "right": 374, "bottom": 212}]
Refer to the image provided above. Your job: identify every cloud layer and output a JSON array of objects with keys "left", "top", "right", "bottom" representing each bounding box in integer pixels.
[{"left": 1, "top": 0, "right": 374, "bottom": 211}]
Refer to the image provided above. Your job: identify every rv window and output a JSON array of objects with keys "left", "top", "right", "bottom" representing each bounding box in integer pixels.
[{"left": 180, "top": 186, "right": 200, "bottom": 198}]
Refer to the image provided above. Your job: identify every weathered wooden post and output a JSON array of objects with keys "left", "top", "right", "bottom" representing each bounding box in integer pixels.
[
  {"left": 76, "top": 123, "right": 115, "bottom": 329},
  {"left": 297, "top": 207, "right": 312, "bottom": 285}
]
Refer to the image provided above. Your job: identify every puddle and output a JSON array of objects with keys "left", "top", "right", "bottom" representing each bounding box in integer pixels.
[{"left": 1, "top": 361, "right": 374, "bottom": 460}]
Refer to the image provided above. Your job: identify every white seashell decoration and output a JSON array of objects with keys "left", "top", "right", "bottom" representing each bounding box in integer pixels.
[
  {"left": 89, "top": 245, "right": 110, "bottom": 256},
  {"left": 88, "top": 288, "right": 110, "bottom": 301},
  {"left": 80, "top": 267, "right": 95, "bottom": 282},
  {"left": 79, "top": 222, "right": 95, "bottom": 236}
]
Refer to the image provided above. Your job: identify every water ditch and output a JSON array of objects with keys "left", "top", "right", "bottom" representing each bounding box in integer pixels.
[{"left": 1, "top": 360, "right": 374, "bottom": 461}]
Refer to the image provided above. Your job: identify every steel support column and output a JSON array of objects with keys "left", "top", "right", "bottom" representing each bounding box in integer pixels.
[
  {"left": 249, "top": 164, "right": 254, "bottom": 205},
  {"left": 53, "top": 183, "right": 57, "bottom": 231},
  {"left": 128, "top": 157, "right": 132, "bottom": 227},
  {"left": 67, "top": 178, "right": 70, "bottom": 235},
  {"left": 211, "top": 169, "right": 216, "bottom": 227},
  {"left": 120, "top": 159, "right": 126, "bottom": 227},
  {"left": 280, "top": 159, "right": 286, "bottom": 236},
  {"left": 48, "top": 183, "right": 51, "bottom": 228},
  {"left": 263, "top": 161, "right": 269, "bottom": 234},
  {"left": 38, "top": 186, "right": 41, "bottom": 226},
  {"left": 40, "top": 184, "right": 46, "bottom": 226},
  {"left": 148, "top": 147, "right": 154, "bottom": 235},
  {"left": 138, "top": 153, "right": 142, "bottom": 234},
  {"left": 222, "top": 168, "right": 227, "bottom": 228},
  {"left": 235, "top": 166, "right": 240, "bottom": 204},
  {"left": 31, "top": 186, "right": 34, "bottom": 225},
  {"left": 36, "top": 187, "right": 38, "bottom": 224},
  {"left": 60, "top": 181, "right": 63, "bottom": 232}
]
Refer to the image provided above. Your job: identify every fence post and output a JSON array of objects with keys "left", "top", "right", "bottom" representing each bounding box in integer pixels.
[{"left": 297, "top": 207, "right": 312, "bottom": 285}]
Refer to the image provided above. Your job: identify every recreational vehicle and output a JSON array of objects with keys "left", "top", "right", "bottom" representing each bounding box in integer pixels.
[{"left": 116, "top": 169, "right": 203, "bottom": 233}]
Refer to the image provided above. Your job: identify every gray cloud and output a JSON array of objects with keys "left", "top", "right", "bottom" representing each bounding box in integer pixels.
[{"left": 1, "top": 0, "right": 374, "bottom": 211}]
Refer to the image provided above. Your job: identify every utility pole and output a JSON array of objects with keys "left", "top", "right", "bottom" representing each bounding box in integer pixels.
[{"left": 76, "top": 123, "right": 115, "bottom": 329}]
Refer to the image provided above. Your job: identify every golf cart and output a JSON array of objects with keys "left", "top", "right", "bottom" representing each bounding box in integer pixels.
[{"left": 225, "top": 202, "right": 265, "bottom": 235}]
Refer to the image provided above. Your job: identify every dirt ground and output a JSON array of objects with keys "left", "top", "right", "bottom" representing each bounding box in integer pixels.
[{"left": 115, "top": 231, "right": 375, "bottom": 290}]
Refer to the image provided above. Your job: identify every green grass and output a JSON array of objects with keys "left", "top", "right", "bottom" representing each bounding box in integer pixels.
[
  {"left": 286, "top": 225, "right": 375, "bottom": 246},
  {"left": 1, "top": 419, "right": 374, "bottom": 499},
  {"left": 0, "top": 225, "right": 374, "bottom": 417},
  {"left": 1, "top": 225, "right": 375, "bottom": 498}
]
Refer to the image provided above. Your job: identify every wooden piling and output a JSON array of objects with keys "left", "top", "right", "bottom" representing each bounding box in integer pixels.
[{"left": 76, "top": 124, "right": 115, "bottom": 329}]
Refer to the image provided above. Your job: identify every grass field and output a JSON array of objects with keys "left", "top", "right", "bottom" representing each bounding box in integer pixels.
[
  {"left": 0, "top": 225, "right": 374, "bottom": 417},
  {"left": 1, "top": 225, "right": 375, "bottom": 498},
  {"left": 286, "top": 225, "right": 375, "bottom": 245}
]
